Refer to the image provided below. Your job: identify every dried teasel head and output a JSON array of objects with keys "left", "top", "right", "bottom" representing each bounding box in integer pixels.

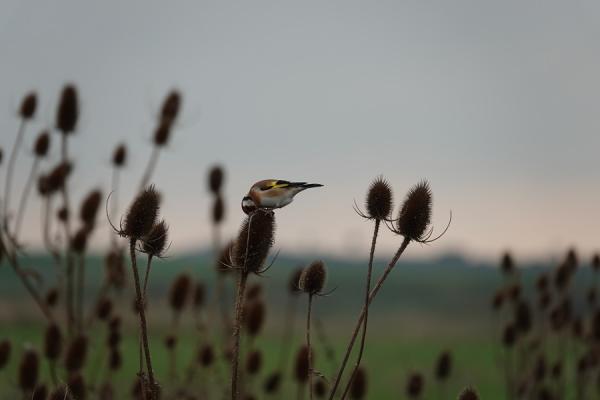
[
  {"left": 264, "top": 371, "right": 282, "bottom": 394},
  {"left": 393, "top": 180, "right": 439, "bottom": 243},
  {"left": 593, "top": 254, "right": 600, "bottom": 272},
  {"left": 299, "top": 260, "right": 327, "bottom": 295},
  {"left": 160, "top": 90, "right": 182, "bottom": 127},
  {"left": 294, "top": 345, "right": 311, "bottom": 383},
  {"left": 406, "top": 372, "right": 424, "bottom": 399},
  {"left": 198, "top": 344, "right": 215, "bottom": 367},
  {"left": 105, "top": 249, "right": 126, "bottom": 289},
  {"left": 458, "top": 387, "right": 480, "bottom": 400},
  {"left": 233, "top": 209, "right": 276, "bottom": 274},
  {"left": 164, "top": 335, "right": 177, "bottom": 350},
  {"left": 18, "top": 348, "right": 39, "bottom": 392},
  {"left": 350, "top": 367, "right": 367, "bottom": 399},
  {"left": 46, "top": 161, "right": 72, "bottom": 194},
  {"left": 153, "top": 120, "right": 172, "bottom": 147},
  {"left": 56, "top": 84, "right": 79, "bottom": 134},
  {"left": 208, "top": 165, "right": 225, "bottom": 195},
  {"left": 491, "top": 290, "right": 504, "bottom": 311},
  {"left": 80, "top": 189, "right": 102, "bottom": 229},
  {"left": 122, "top": 185, "right": 160, "bottom": 240},
  {"left": 57, "top": 206, "right": 69, "bottom": 223},
  {"left": 44, "top": 324, "right": 63, "bottom": 361},
  {"left": 109, "top": 349, "right": 122, "bottom": 371},
  {"left": 364, "top": 176, "right": 393, "bottom": 220},
  {"left": 45, "top": 288, "right": 59, "bottom": 307},
  {"left": 107, "top": 331, "right": 121, "bottom": 349},
  {"left": 65, "top": 335, "right": 88, "bottom": 373},
  {"left": 0, "top": 340, "right": 11, "bottom": 370},
  {"left": 435, "top": 351, "right": 452, "bottom": 381},
  {"left": 501, "top": 252, "right": 515, "bottom": 275},
  {"left": 244, "top": 300, "right": 266, "bottom": 337},
  {"left": 141, "top": 220, "right": 169, "bottom": 257},
  {"left": 20, "top": 92, "right": 37, "bottom": 120},
  {"left": 70, "top": 227, "right": 88, "bottom": 254},
  {"left": 95, "top": 297, "right": 113, "bottom": 320},
  {"left": 245, "top": 283, "right": 263, "bottom": 302},
  {"left": 315, "top": 378, "right": 328, "bottom": 398},
  {"left": 34, "top": 131, "right": 50, "bottom": 158},
  {"left": 169, "top": 273, "right": 192, "bottom": 314},
  {"left": 67, "top": 373, "right": 86, "bottom": 399},
  {"left": 246, "top": 350, "right": 262, "bottom": 375},
  {"left": 515, "top": 301, "right": 532, "bottom": 334},
  {"left": 502, "top": 324, "right": 517, "bottom": 348},
  {"left": 112, "top": 143, "right": 127, "bottom": 168}
]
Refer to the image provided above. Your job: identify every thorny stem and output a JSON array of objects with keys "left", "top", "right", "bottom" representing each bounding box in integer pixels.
[
  {"left": 2, "top": 119, "right": 26, "bottom": 237},
  {"left": 328, "top": 237, "right": 410, "bottom": 400},
  {"left": 130, "top": 239, "right": 158, "bottom": 399},
  {"left": 307, "top": 295, "right": 314, "bottom": 400},
  {"left": 59, "top": 134, "right": 75, "bottom": 337},
  {"left": 13, "top": 157, "right": 39, "bottom": 240},
  {"left": 231, "top": 271, "right": 248, "bottom": 400},
  {"left": 340, "top": 219, "right": 380, "bottom": 400},
  {"left": 139, "top": 146, "right": 160, "bottom": 192},
  {"left": 76, "top": 253, "right": 86, "bottom": 333},
  {"left": 143, "top": 255, "right": 154, "bottom": 297}
]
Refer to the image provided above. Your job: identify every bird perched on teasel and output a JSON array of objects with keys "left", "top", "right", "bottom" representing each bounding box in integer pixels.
[{"left": 241, "top": 179, "right": 323, "bottom": 214}]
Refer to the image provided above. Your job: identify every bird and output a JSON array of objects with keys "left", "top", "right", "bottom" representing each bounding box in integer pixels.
[{"left": 241, "top": 179, "right": 323, "bottom": 214}]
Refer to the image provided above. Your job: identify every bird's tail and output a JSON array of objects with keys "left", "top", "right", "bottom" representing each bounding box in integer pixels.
[{"left": 291, "top": 182, "right": 323, "bottom": 189}]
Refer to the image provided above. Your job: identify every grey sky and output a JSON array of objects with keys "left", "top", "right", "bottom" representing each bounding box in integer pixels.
[{"left": 1, "top": 1, "right": 599, "bottom": 260}]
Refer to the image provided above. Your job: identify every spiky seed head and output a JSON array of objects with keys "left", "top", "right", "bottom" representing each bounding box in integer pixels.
[
  {"left": 70, "top": 227, "right": 88, "bottom": 254},
  {"left": 502, "top": 324, "right": 517, "bottom": 348},
  {"left": 108, "top": 349, "right": 122, "bottom": 371},
  {"left": 294, "top": 345, "right": 311, "bottom": 383},
  {"left": 67, "top": 373, "right": 85, "bottom": 399},
  {"left": 123, "top": 185, "right": 160, "bottom": 239},
  {"left": 105, "top": 249, "right": 126, "bottom": 290},
  {"left": 234, "top": 209, "right": 276, "bottom": 274},
  {"left": 593, "top": 254, "right": 600, "bottom": 271},
  {"left": 315, "top": 379, "right": 328, "bottom": 398},
  {"left": 164, "top": 335, "right": 177, "bottom": 350},
  {"left": 458, "top": 387, "right": 480, "bottom": 400},
  {"left": 107, "top": 331, "right": 121, "bottom": 349},
  {"left": 20, "top": 92, "right": 37, "bottom": 120},
  {"left": 515, "top": 301, "right": 532, "bottom": 334},
  {"left": 0, "top": 340, "right": 11, "bottom": 370},
  {"left": 245, "top": 283, "right": 263, "bottom": 302},
  {"left": 245, "top": 300, "right": 266, "bottom": 337},
  {"left": 435, "top": 351, "right": 452, "bottom": 381},
  {"left": 406, "top": 372, "right": 424, "bottom": 398},
  {"left": 31, "top": 384, "right": 47, "bottom": 400},
  {"left": 80, "top": 189, "right": 102, "bottom": 228},
  {"left": 566, "top": 248, "right": 578, "bottom": 271},
  {"left": 396, "top": 181, "right": 432, "bottom": 241},
  {"left": 65, "top": 335, "right": 88, "bottom": 372},
  {"left": 491, "top": 290, "right": 504, "bottom": 311},
  {"left": 57, "top": 206, "right": 69, "bottom": 222},
  {"left": 108, "top": 316, "right": 121, "bottom": 332},
  {"left": 264, "top": 372, "right": 282, "bottom": 394},
  {"left": 536, "top": 274, "right": 549, "bottom": 292},
  {"left": 160, "top": 90, "right": 182, "bottom": 127},
  {"left": 56, "top": 84, "right": 79, "bottom": 134},
  {"left": 216, "top": 241, "right": 234, "bottom": 274},
  {"left": 507, "top": 284, "right": 521, "bottom": 302},
  {"left": 34, "top": 131, "right": 50, "bottom": 157},
  {"left": 289, "top": 267, "right": 303, "bottom": 294},
  {"left": 299, "top": 260, "right": 327, "bottom": 295},
  {"left": 46, "top": 161, "right": 72, "bottom": 194},
  {"left": 198, "top": 344, "right": 214, "bottom": 367},
  {"left": 112, "top": 143, "right": 127, "bottom": 167},
  {"left": 45, "top": 288, "right": 59, "bottom": 307},
  {"left": 212, "top": 195, "right": 225, "bottom": 224},
  {"left": 366, "top": 177, "right": 393, "bottom": 220},
  {"left": 44, "top": 324, "right": 63, "bottom": 361},
  {"left": 18, "top": 348, "right": 39, "bottom": 391},
  {"left": 95, "top": 297, "right": 113, "bottom": 320},
  {"left": 246, "top": 350, "right": 262, "bottom": 375},
  {"left": 37, "top": 175, "right": 50, "bottom": 196},
  {"left": 169, "top": 273, "right": 192, "bottom": 313},
  {"left": 501, "top": 252, "right": 514, "bottom": 275},
  {"left": 350, "top": 367, "right": 367, "bottom": 399},
  {"left": 208, "top": 165, "right": 225, "bottom": 195},
  {"left": 142, "top": 220, "right": 169, "bottom": 257},
  {"left": 153, "top": 120, "right": 172, "bottom": 147},
  {"left": 193, "top": 281, "right": 205, "bottom": 309}
]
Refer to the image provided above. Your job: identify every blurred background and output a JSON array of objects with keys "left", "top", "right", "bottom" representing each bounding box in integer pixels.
[{"left": 1, "top": 1, "right": 599, "bottom": 399}]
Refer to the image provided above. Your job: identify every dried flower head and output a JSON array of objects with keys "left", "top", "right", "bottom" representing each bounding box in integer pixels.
[
  {"left": 160, "top": 90, "right": 182, "bottom": 127},
  {"left": 244, "top": 300, "right": 266, "bottom": 337},
  {"left": 105, "top": 249, "right": 126, "bottom": 289},
  {"left": 153, "top": 120, "right": 172, "bottom": 147},
  {"left": 107, "top": 331, "right": 121, "bottom": 349},
  {"left": 122, "top": 185, "right": 160, "bottom": 240},
  {"left": 95, "top": 297, "right": 113, "bottom": 320},
  {"left": 199, "top": 344, "right": 214, "bottom": 367},
  {"left": 56, "top": 84, "right": 79, "bottom": 134},
  {"left": 65, "top": 335, "right": 88, "bottom": 372},
  {"left": 18, "top": 348, "right": 39, "bottom": 392},
  {"left": 502, "top": 324, "right": 517, "bottom": 348},
  {"left": 365, "top": 176, "right": 393, "bottom": 220},
  {"left": 208, "top": 165, "right": 225, "bottom": 195},
  {"left": 67, "top": 373, "right": 86, "bottom": 399},
  {"left": 395, "top": 181, "right": 433, "bottom": 242},
  {"left": 0, "top": 340, "right": 11, "bottom": 370},
  {"left": 435, "top": 351, "right": 452, "bottom": 381},
  {"left": 46, "top": 161, "right": 72, "bottom": 194},
  {"left": 109, "top": 349, "right": 122, "bottom": 371},
  {"left": 70, "top": 227, "right": 88, "bottom": 254},
  {"left": 458, "top": 387, "right": 480, "bottom": 400},
  {"left": 142, "top": 220, "right": 169, "bottom": 257},
  {"left": 246, "top": 350, "right": 262, "bottom": 375},
  {"left": 44, "top": 324, "right": 63, "bottom": 361},
  {"left": 299, "top": 260, "right": 327, "bottom": 295},
  {"left": 113, "top": 143, "right": 127, "bottom": 167},
  {"left": 80, "top": 189, "right": 102, "bottom": 229},
  {"left": 264, "top": 372, "right": 282, "bottom": 394},
  {"left": 492, "top": 290, "right": 504, "bottom": 311},
  {"left": 234, "top": 209, "right": 276, "bottom": 274},
  {"left": 515, "top": 301, "right": 532, "bottom": 334},
  {"left": 169, "top": 273, "right": 192, "bottom": 314},
  {"left": 37, "top": 175, "right": 50, "bottom": 196},
  {"left": 245, "top": 283, "right": 263, "bottom": 302},
  {"left": 350, "top": 367, "right": 367, "bottom": 399},
  {"left": 20, "top": 92, "right": 37, "bottom": 120},
  {"left": 501, "top": 252, "right": 514, "bottom": 275},
  {"left": 164, "top": 335, "right": 177, "bottom": 350},
  {"left": 294, "top": 345, "right": 311, "bottom": 383},
  {"left": 406, "top": 372, "right": 424, "bottom": 398},
  {"left": 45, "top": 288, "right": 59, "bottom": 307},
  {"left": 593, "top": 254, "right": 600, "bottom": 271},
  {"left": 34, "top": 131, "right": 50, "bottom": 157},
  {"left": 212, "top": 195, "right": 225, "bottom": 224},
  {"left": 57, "top": 206, "right": 69, "bottom": 223}
]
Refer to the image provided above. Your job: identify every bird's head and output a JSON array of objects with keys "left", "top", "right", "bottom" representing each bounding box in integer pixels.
[{"left": 241, "top": 196, "right": 258, "bottom": 215}]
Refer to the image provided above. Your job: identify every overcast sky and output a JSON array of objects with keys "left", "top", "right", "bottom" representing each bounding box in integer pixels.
[{"left": 1, "top": 1, "right": 599, "bottom": 261}]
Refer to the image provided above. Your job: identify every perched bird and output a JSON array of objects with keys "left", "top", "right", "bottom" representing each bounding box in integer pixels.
[{"left": 242, "top": 180, "right": 323, "bottom": 214}]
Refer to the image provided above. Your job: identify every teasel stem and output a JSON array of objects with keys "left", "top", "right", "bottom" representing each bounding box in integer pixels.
[
  {"left": 314, "top": 317, "right": 337, "bottom": 372},
  {"left": 231, "top": 270, "right": 249, "bottom": 400},
  {"left": 129, "top": 239, "right": 157, "bottom": 399},
  {"left": 306, "top": 294, "right": 314, "bottom": 400},
  {"left": 76, "top": 254, "right": 86, "bottom": 333},
  {"left": 13, "top": 158, "right": 39, "bottom": 240},
  {"left": 59, "top": 134, "right": 75, "bottom": 337},
  {"left": 139, "top": 147, "right": 160, "bottom": 193},
  {"left": 2, "top": 119, "right": 26, "bottom": 237},
  {"left": 109, "top": 166, "right": 120, "bottom": 247},
  {"left": 340, "top": 219, "right": 380, "bottom": 400},
  {"left": 328, "top": 237, "right": 410, "bottom": 399}
]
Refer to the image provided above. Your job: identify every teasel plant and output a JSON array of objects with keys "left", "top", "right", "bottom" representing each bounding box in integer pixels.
[
  {"left": 164, "top": 271, "right": 190, "bottom": 384},
  {"left": 228, "top": 208, "right": 276, "bottom": 400},
  {"left": 108, "top": 185, "right": 164, "bottom": 399},
  {"left": 341, "top": 176, "right": 393, "bottom": 399},
  {"left": 294, "top": 345, "right": 311, "bottom": 400},
  {"left": 299, "top": 260, "right": 329, "bottom": 400},
  {"left": 329, "top": 180, "right": 450, "bottom": 399},
  {"left": 109, "top": 143, "right": 127, "bottom": 245}
]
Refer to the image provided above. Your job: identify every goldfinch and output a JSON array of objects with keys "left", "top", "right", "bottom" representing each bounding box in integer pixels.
[{"left": 241, "top": 179, "right": 323, "bottom": 214}]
